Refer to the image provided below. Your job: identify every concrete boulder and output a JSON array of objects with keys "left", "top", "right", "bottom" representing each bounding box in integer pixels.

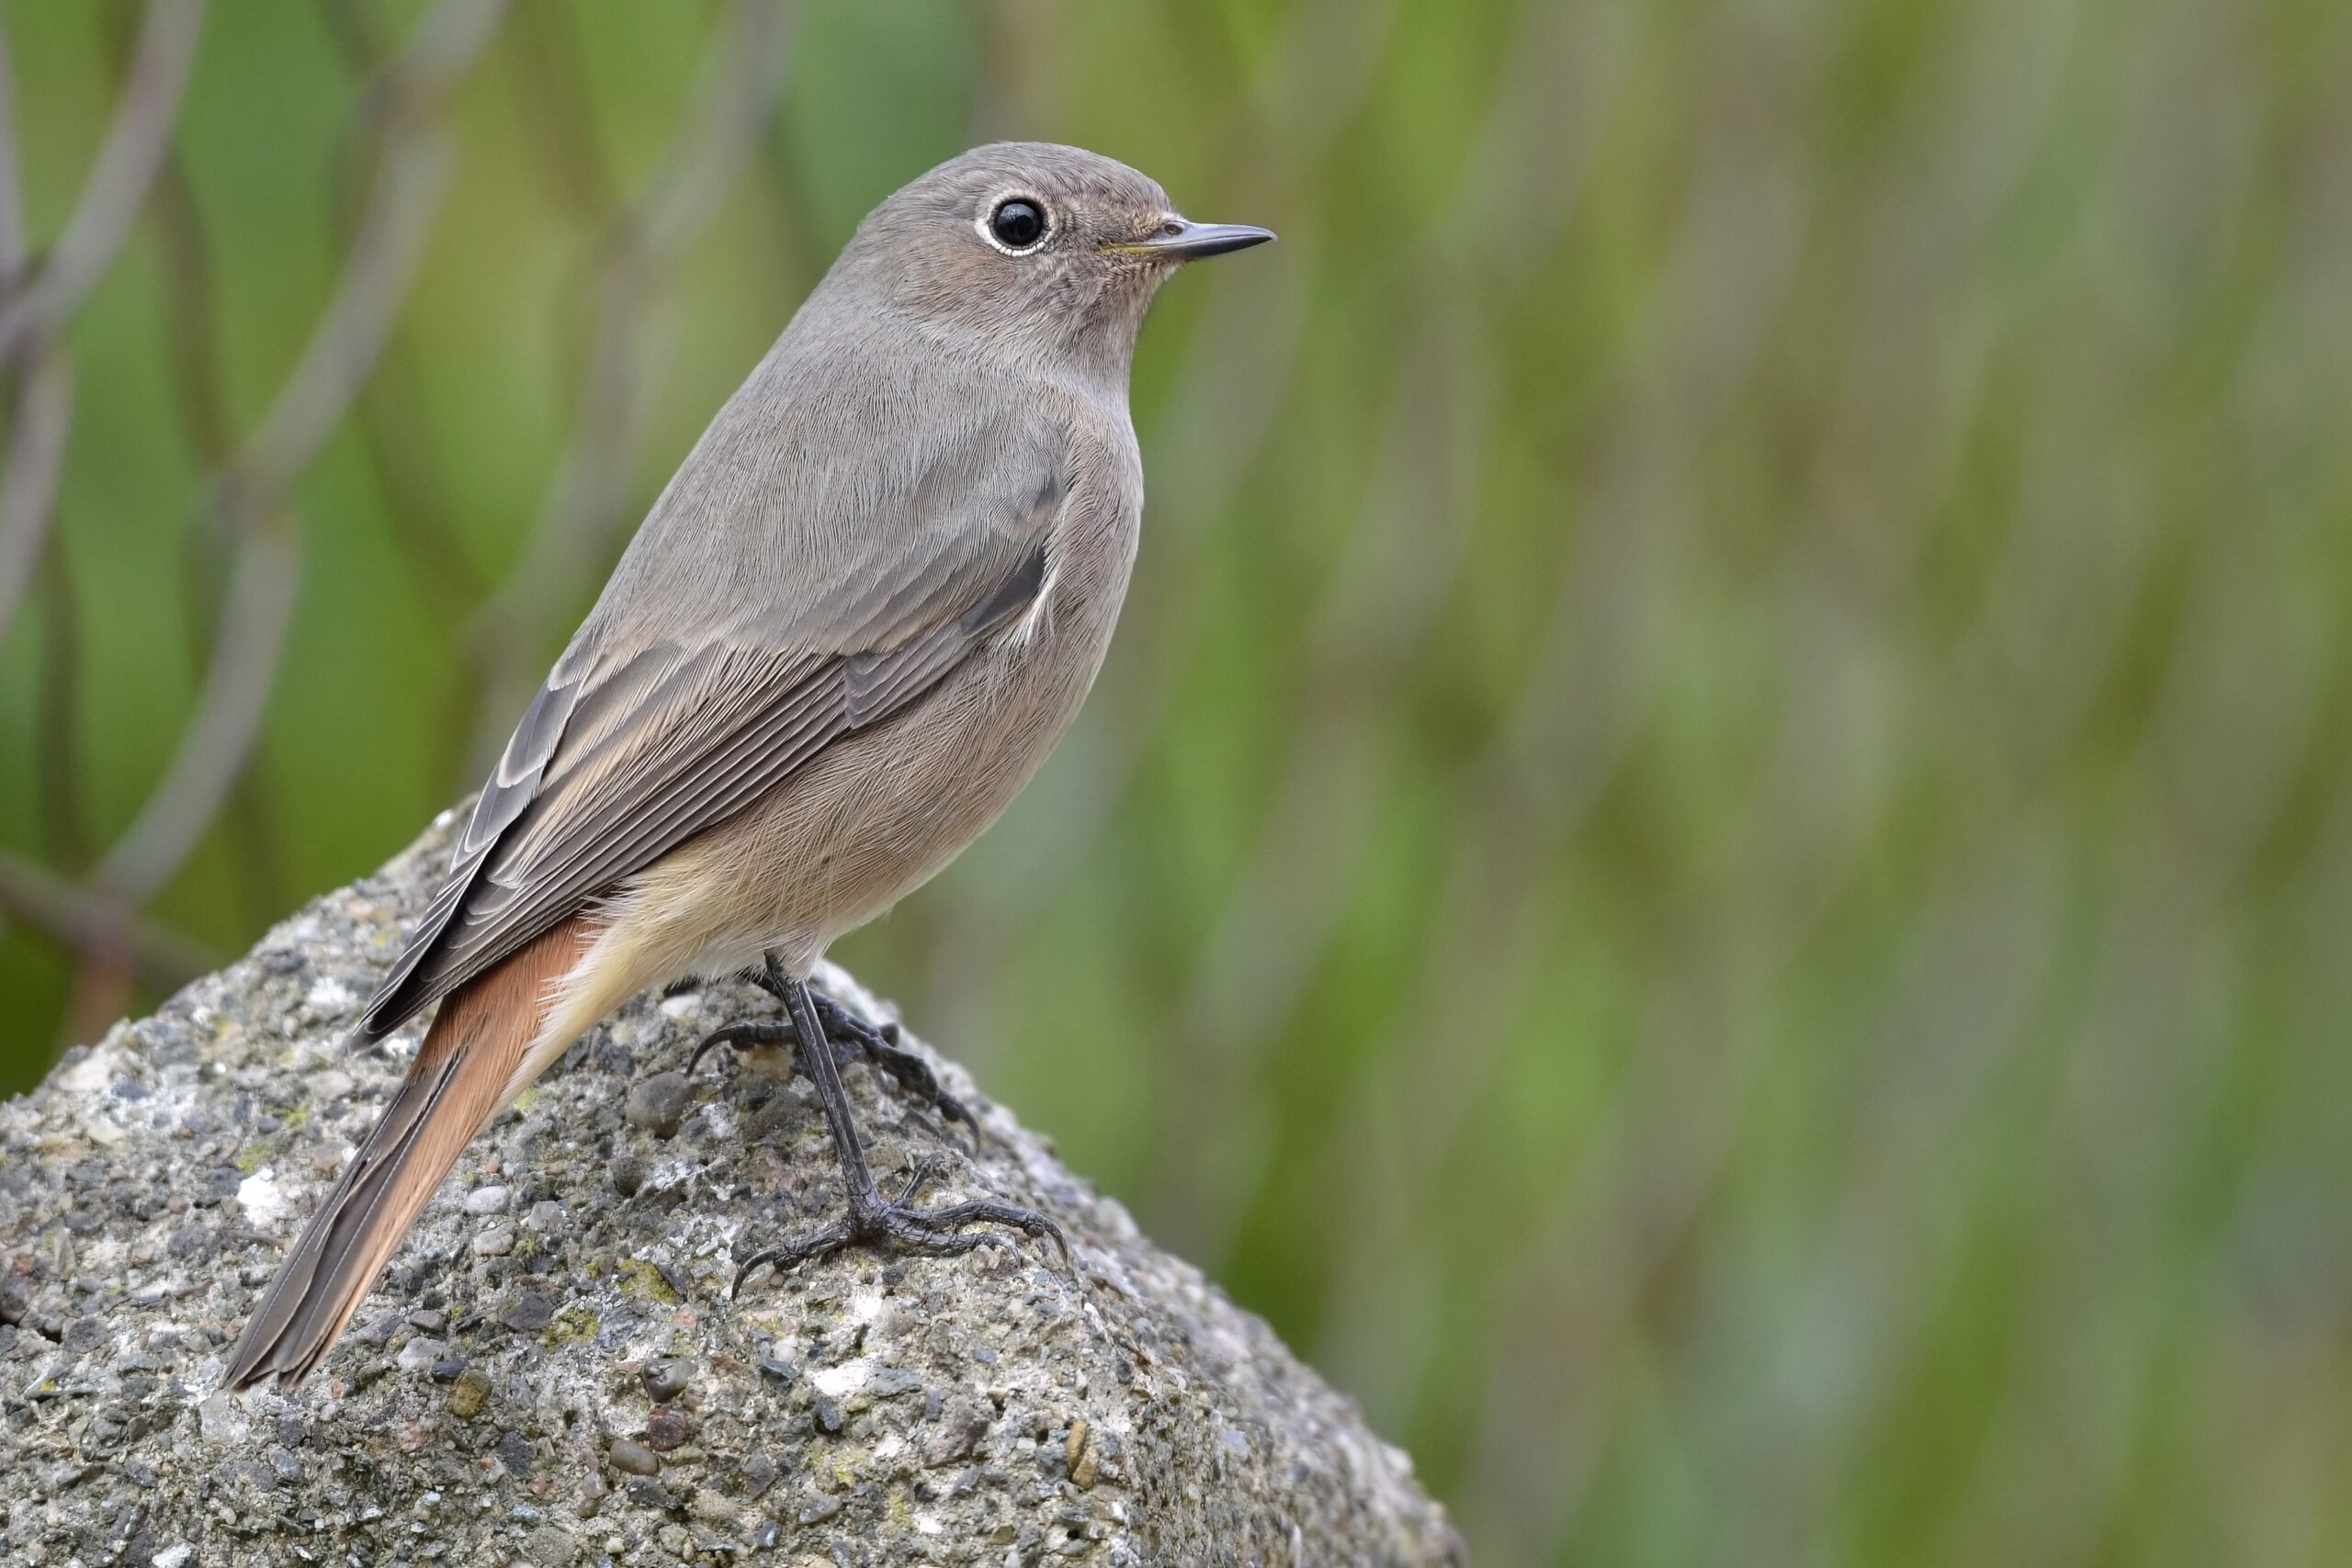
[{"left": 0, "top": 813, "right": 1464, "bottom": 1566}]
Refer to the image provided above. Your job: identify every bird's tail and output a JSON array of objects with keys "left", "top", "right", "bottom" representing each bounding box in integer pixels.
[{"left": 222, "top": 915, "right": 600, "bottom": 1389}]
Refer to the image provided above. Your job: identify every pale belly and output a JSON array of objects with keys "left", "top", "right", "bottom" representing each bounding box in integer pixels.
[{"left": 594, "top": 559, "right": 1125, "bottom": 987}]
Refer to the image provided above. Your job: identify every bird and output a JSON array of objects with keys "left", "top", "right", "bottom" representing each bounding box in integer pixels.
[{"left": 221, "top": 142, "right": 1272, "bottom": 1390}]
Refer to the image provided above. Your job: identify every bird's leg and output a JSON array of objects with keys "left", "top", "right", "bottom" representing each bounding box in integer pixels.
[
  {"left": 763, "top": 954, "right": 978, "bottom": 1134},
  {"left": 686, "top": 958, "right": 976, "bottom": 1135},
  {"left": 690, "top": 1017, "right": 961, "bottom": 1150},
  {"left": 730, "top": 969, "right": 1064, "bottom": 1296},
  {"left": 808, "top": 990, "right": 976, "bottom": 1132}
]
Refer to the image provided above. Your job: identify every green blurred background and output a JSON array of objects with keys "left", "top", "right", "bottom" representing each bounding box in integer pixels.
[{"left": 7, "top": 0, "right": 2352, "bottom": 1560}]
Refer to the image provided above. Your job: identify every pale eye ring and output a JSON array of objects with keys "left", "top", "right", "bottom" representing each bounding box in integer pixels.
[{"left": 981, "top": 194, "right": 1051, "bottom": 254}]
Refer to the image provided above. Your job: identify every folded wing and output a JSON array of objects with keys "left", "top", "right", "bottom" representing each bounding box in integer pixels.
[{"left": 356, "top": 408, "right": 1068, "bottom": 1043}]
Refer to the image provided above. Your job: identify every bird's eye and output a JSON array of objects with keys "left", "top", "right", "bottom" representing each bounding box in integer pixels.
[{"left": 988, "top": 197, "right": 1047, "bottom": 252}]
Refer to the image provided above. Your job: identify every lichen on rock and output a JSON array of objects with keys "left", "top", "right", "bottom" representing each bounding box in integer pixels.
[{"left": 0, "top": 814, "right": 1464, "bottom": 1565}]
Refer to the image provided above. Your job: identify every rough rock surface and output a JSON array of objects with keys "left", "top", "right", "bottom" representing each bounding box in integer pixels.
[{"left": 0, "top": 814, "right": 1463, "bottom": 1566}]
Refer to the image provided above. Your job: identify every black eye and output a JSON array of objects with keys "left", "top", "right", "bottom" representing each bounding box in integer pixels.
[{"left": 989, "top": 197, "right": 1046, "bottom": 250}]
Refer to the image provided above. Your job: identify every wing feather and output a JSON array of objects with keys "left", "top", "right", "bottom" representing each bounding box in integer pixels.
[{"left": 356, "top": 396, "right": 1069, "bottom": 1043}]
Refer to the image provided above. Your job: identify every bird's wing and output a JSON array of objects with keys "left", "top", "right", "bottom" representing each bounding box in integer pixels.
[{"left": 356, "top": 410, "right": 1068, "bottom": 1042}]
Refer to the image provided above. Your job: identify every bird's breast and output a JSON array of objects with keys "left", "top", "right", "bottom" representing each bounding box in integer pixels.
[{"left": 615, "top": 476, "right": 1140, "bottom": 977}]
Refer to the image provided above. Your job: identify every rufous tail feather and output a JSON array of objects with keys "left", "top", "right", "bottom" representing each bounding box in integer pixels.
[{"left": 221, "top": 915, "right": 598, "bottom": 1389}]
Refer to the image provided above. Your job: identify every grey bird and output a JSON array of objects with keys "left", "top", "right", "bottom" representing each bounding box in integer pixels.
[{"left": 222, "top": 142, "right": 1272, "bottom": 1389}]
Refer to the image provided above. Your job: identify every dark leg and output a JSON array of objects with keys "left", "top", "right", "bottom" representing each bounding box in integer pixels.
[
  {"left": 689, "top": 1017, "right": 961, "bottom": 1148},
  {"left": 807, "top": 990, "right": 977, "bottom": 1134},
  {"left": 695, "top": 949, "right": 983, "bottom": 1133},
  {"left": 730, "top": 970, "right": 1064, "bottom": 1296},
  {"left": 689, "top": 1019, "right": 797, "bottom": 1077},
  {"left": 687, "top": 958, "right": 977, "bottom": 1134}
]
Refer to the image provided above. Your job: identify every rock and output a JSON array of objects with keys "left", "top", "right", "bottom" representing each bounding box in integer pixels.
[
  {"left": 498, "top": 1289, "right": 554, "bottom": 1332},
  {"left": 446, "top": 1369, "right": 492, "bottom": 1418},
  {"left": 623, "top": 1071, "right": 694, "bottom": 1138},
  {"left": 0, "top": 814, "right": 1461, "bottom": 1565},
  {"left": 923, "top": 1400, "right": 990, "bottom": 1467},
  {"left": 608, "top": 1155, "right": 647, "bottom": 1198},
  {"left": 1067, "top": 1416, "right": 1098, "bottom": 1488},
  {"left": 196, "top": 1392, "right": 244, "bottom": 1447},
  {"left": 471, "top": 1222, "right": 516, "bottom": 1257},
  {"left": 524, "top": 1523, "right": 577, "bottom": 1566},
  {"left": 607, "top": 1438, "right": 660, "bottom": 1477},
  {"left": 623, "top": 1475, "right": 679, "bottom": 1513},
  {"left": 642, "top": 1358, "right": 692, "bottom": 1402},
  {"left": 642, "top": 1405, "right": 690, "bottom": 1450}
]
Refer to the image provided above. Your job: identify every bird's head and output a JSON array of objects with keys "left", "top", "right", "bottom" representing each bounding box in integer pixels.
[{"left": 827, "top": 141, "right": 1273, "bottom": 383}]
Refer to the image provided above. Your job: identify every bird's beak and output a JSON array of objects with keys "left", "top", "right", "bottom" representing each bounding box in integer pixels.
[{"left": 1107, "top": 219, "right": 1277, "bottom": 261}]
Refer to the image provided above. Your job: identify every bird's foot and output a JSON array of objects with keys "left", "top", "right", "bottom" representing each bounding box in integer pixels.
[
  {"left": 688, "top": 1018, "right": 799, "bottom": 1077},
  {"left": 809, "top": 992, "right": 978, "bottom": 1135},
  {"left": 687, "top": 970, "right": 977, "bottom": 1138},
  {"left": 727, "top": 962, "right": 1066, "bottom": 1298},
  {"left": 753, "top": 959, "right": 977, "bottom": 1134},
  {"left": 731, "top": 1156, "right": 1066, "bottom": 1295}
]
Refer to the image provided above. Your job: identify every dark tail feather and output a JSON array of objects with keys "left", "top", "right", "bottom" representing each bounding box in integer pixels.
[{"left": 222, "top": 916, "right": 594, "bottom": 1389}]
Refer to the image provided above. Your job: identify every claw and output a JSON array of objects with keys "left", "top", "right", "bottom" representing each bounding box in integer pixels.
[
  {"left": 730, "top": 1168, "right": 1067, "bottom": 1298},
  {"left": 721, "top": 959, "right": 1067, "bottom": 1299},
  {"left": 730, "top": 1199, "right": 1057, "bottom": 1297},
  {"left": 689, "top": 1020, "right": 796, "bottom": 1075},
  {"left": 894, "top": 1155, "right": 942, "bottom": 1206},
  {"left": 699, "top": 969, "right": 978, "bottom": 1137},
  {"left": 808, "top": 993, "right": 977, "bottom": 1134},
  {"left": 731, "top": 1223, "right": 854, "bottom": 1296}
]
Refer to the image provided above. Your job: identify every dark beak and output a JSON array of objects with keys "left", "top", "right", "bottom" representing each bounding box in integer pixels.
[{"left": 1111, "top": 219, "right": 1277, "bottom": 261}]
